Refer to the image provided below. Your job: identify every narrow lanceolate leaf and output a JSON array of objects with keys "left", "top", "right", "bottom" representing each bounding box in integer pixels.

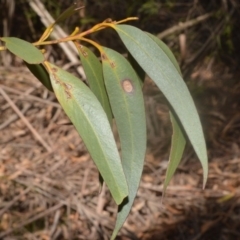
[
  {"left": 39, "top": 3, "right": 82, "bottom": 42},
  {"left": 147, "top": 33, "right": 186, "bottom": 193},
  {"left": 127, "top": 52, "right": 145, "bottom": 87},
  {"left": 146, "top": 33, "right": 181, "bottom": 74},
  {"left": 77, "top": 44, "right": 112, "bottom": 123},
  {"left": 25, "top": 62, "right": 53, "bottom": 91},
  {"left": 114, "top": 25, "right": 208, "bottom": 187},
  {"left": 164, "top": 112, "right": 186, "bottom": 191},
  {"left": 45, "top": 62, "right": 128, "bottom": 205},
  {"left": 0, "top": 37, "right": 44, "bottom": 64},
  {"left": 101, "top": 47, "right": 146, "bottom": 240}
]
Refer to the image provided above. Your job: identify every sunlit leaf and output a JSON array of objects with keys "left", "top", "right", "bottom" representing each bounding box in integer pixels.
[
  {"left": 1, "top": 37, "right": 44, "bottom": 64},
  {"left": 114, "top": 24, "right": 208, "bottom": 187},
  {"left": 77, "top": 44, "right": 112, "bottom": 123},
  {"left": 101, "top": 47, "right": 146, "bottom": 240},
  {"left": 25, "top": 62, "right": 53, "bottom": 91},
  {"left": 45, "top": 62, "right": 128, "bottom": 205},
  {"left": 147, "top": 33, "right": 186, "bottom": 193}
]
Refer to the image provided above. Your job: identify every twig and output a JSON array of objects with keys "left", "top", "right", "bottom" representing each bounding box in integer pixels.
[
  {"left": 0, "top": 84, "right": 60, "bottom": 108},
  {"left": 0, "top": 87, "right": 52, "bottom": 152},
  {"left": 28, "top": 0, "right": 86, "bottom": 79},
  {"left": 0, "top": 187, "right": 32, "bottom": 218},
  {"left": 90, "top": 183, "right": 106, "bottom": 239},
  {"left": 0, "top": 202, "right": 64, "bottom": 238},
  {"left": 157, "top": 12, "right": 213, "bottom": 39},
  {"left": 49, "top": 209, "right": 61, "bottom": 237},
  {"left": 0, "top": 102, "right": 31, "bottom": 130}
]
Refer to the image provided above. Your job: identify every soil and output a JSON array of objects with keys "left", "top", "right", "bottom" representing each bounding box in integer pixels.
[{"left": 1, "top": 56, "right": 240, "bottom": 240}]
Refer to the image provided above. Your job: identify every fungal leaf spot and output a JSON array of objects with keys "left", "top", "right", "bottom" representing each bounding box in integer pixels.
[
  {"left": 101, "top": 53, "right": 108, "bottom": 61},
  {"left": 63, "top": 83, "right": 72, "bottom": 90},
  {"left": 79, "top": 45, "right": 88, "bottom": 57},
  {"left": 64, "top": 89, "right": 72, "bottom": 99},
  {"left": 110, "top": 61, "right": 116, "bottom": 68},
  {"left": 122, "top": 79, "right": 134, "bottom": 93}
]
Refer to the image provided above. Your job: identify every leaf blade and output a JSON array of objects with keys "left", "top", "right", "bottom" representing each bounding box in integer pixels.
[
  {"left": 101, "top": 47, "right": 146, "bottom": 239},
  {"left": 114, "top": 24, "right": 208, "bottom": 186},
  {"left": 1, "top": 37, "right": 44, "bottom": 64},
  {"left": 165, "top": 112, "right": 186, "bottom": 191},
  {"left": 146, "top": 33, "right": 186, "bottom": 192},
  {"left": 25, "top": 62, "right": 53, "bottom": 91},
  {"left": 39, "top": 3, "right": 81, "bottom": 42},
  {"left": 77, "top": 44, "right": 112, "bottom": 123},
  {"left": 46, "top": 62, "right": 128, "bottom": 205}
]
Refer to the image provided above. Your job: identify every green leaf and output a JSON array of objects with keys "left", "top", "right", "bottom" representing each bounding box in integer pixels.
[
  {"left": 146, "top": 33, "right": 181, "bottom": 74},
  {"left": 54, "top": 3, "right": 80, "bottom": 24},
  {"left": 1, "top": 37, "right": 44, "bottom": 64},
  {"left": 39, "top": 3, "right": 82, "bottom": 42},
  {"left": 25, "top": 62, "right": 53, "bottom": 91},
  {"left": 46, "top": 62, "right": 128, "bottom": 205},
  {"left": 127, "top": 52, "right": 145, "bottom": 87},
  {"left": 101, "top": 47, "right": 146, "bottom": 240},
  {"left": 114, "top": 24, "right": 208, "bottom": 187},
  {"left": 164, "top": 112, "right": 186, "bottom": 191},
  {"left": 77, "top": 44, "right": 112, "bottom": 123},
  {"left": 146, "top": 33, "right": 186, "bottom": 193}
]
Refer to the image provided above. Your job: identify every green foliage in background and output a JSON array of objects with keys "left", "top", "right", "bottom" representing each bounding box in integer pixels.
[{"left": 0, "top": 3, "right": 208, "bottom": 239}]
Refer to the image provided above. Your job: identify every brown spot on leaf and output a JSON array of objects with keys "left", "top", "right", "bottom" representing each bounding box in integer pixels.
[
  {"left": 101, "top": 53, "right": 107, "bottom": 61},
  {"left": 82, "top": 51, "right": 88, "bottom": 57},
  {"left": 63, "top": 83, "right": 72, "bottom": 90},
  {"left": 122, "top": 79, "right": 134, "bottom": 93},
  {"left": 51, "top": 67, "right": 58, "bottom": 72},
  {"left": 79, "top": 45, "right": 88, "bottom": 57},
  {"left": 110, "top": 61, "right": 116, "bottom": 68},
  {"left": 64, "top": 89, "right": 72, "bottom": 99}
]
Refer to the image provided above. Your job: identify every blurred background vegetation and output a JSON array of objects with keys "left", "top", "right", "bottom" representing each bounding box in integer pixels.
[{"left": 1, "top": 0, "right": 239, "bottom": 66}]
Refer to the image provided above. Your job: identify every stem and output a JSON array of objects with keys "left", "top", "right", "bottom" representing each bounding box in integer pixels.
[
  {"left": 79, "top": 37, "right": 103, "bottom": 53},
  {"left": 2, "top": 17, "right": 138, "bottom": 50}
]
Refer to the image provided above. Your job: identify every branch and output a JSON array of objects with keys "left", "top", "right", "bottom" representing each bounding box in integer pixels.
[{"left": 157, "top": 12, "right": 213, "bottom": 39}]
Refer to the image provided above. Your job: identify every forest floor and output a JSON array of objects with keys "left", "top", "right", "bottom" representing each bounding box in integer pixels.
[{"left": 1, "top": 59, "right": 240, "bottom": 240}]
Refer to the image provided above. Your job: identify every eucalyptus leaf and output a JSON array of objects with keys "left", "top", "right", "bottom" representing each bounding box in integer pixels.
[
  {"left": 39, "top": 3, "right": 81, "bottom": 42},
  {"left": 165, "top": 112, "right": 186, "bottom": 191},
  {"left": 1, "top": 37, "right": 44, "bottom": 64},
  {"left": 127, "top": 52, "right": 145, "bottom": 87},
  {"left": 114, "top": 24, "right": 208, "bottom": 187},
  {"left": 146, "top": 33, "right": 186, "bottom": 193},
  {"left": 102, "top": 47, "right": 146, "bottom": 239},
  {"left": 77, "top": 44, "right": 112, "bottom": 123},
  {"left": 25, "top": 62, "right": 53, "bottom": 91},
  {"left": 46, "top": 62, "right": 128, "bottom": 205}
]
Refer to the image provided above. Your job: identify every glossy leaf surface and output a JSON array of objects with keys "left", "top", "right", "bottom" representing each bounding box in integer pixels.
[
  {"left": 114, "top": 24, "right": 208, "bottom": 186},
  {"left": 1, "top": 37, "right": 44, "bottom": 64},
  {"left": 102, "top": 47, "right": 146, "bottom": 239},
  {"left": 77, "top": 44, "right": 112, "bottom": 123},
  {"left": 25, "top": 62, "right": 53, "bottom": 91},
  {"left": 46, "top": 62, "right": 128, "bottom": 205}
]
